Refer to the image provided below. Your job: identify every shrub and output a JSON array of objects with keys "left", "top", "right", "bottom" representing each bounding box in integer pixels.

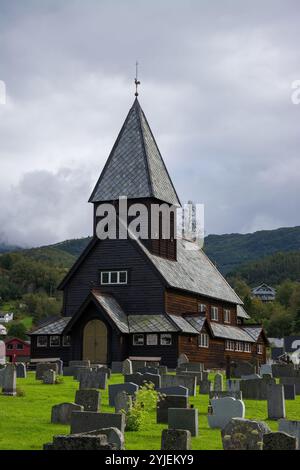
[
  {"left": 125, "top": 382, "right": 158, "bottom": 432},
  {"left": 16, "top": 387, "right": 25, "bottom": 397}
]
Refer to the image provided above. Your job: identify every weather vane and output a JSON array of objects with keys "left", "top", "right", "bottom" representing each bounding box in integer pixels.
[{"left": 134, "top": 61, "right": 140, "bottom": 97}]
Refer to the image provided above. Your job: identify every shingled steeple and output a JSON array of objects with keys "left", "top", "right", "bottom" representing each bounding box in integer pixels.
[{"left": 89, "top": 98, "right": 180, "bottom": 206}]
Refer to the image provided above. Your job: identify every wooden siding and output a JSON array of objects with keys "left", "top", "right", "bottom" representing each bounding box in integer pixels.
[
  {"left": 127, "top": 334, "right": 178, "bottom": 368},
  {"left": 62, "top": 238, "right": 166, "bottom": 317},
  {"left": 30, "top": 336, "right": 71, "bottom": 365}
]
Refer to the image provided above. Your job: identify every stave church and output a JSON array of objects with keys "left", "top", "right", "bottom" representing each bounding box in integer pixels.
[{"left": 29, "top": 91, "right": 268, "bottom": 368}]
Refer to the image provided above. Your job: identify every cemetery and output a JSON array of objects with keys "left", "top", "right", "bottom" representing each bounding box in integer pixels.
[{"left": 0, "top": 359, "right": 300, "bottom": 450}]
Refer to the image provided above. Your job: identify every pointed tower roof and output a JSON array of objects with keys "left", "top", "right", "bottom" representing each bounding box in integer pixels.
[{"left": 89, "top": 99, "right": 180, "bottom": 206}]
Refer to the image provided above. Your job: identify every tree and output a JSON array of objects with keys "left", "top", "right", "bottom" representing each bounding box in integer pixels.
[
  {"left": 7, "top": 322, "right": 28, "bottom": 340},
  {"left": 276, "top": 280, "right": 298, "bottom": 308}
]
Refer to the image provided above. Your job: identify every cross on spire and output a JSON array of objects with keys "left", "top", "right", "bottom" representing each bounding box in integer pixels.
[{"left": 134, "top": 61, "right": 141, "bottom": 97}]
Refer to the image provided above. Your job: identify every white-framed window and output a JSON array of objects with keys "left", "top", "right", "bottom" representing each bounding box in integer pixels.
[
  {"left": 198, "top": 303, "right": 206, "bottom": 313},
  {"left": 225, "top": 340, "right": 235, "bottom": 351},
  {"left": 235, "top": 341, "right": 244, "bottom": 352},
  {"left": 244, "top": 343, "right": 251, "bottom": 353},
  {"left": 146, "top": 334, "right": 158, "bottom": 346},
  {"left": 63, "top": 335, "right": 71, "bottom": 347},
  {"left": 133, "top": 334, "right": 144, "bottom": 346},
  {"left": 37, "top": 336, "right": 47, "bottom": 348},
  {"left": 198, "top": 333, "right": 209, "bottom": 348},
  {"left": 257, "top": 344, "right": 263, "bottom": 355},
  {"left": 100, "top": 270, "right": 127, "bottom": 285},
  {"left": 50, "top": 335, "right": 60, "bottom": 347},
  {"left": 211, "top": 306, "right": 219, "bottom": 321},
  {"left": 160, "top": 333, "right": 172, "bottom": 345},
  {"left": 224, "top": 309, "right": 231, "bottom": 324}
]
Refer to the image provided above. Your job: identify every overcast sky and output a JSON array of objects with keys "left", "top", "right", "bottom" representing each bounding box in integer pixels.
[{"left": 0, "top": 0, "right": 300, "bottom": 247}]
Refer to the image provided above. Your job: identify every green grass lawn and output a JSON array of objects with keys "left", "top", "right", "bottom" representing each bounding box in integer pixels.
[{"left": 0, "top": 372, "right": 299, "bottom": 450}]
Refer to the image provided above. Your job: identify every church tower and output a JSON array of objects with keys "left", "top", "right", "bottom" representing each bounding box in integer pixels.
[{"left": 89, "top": 98, "right": 181, "bottom": 260}]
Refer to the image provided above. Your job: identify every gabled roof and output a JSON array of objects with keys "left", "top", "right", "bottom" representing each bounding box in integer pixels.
[
  {"left": 89, "top": 98, "right": 180, "bottom": 206},
  {"left": 252, "top": 283, "right": 276, "bottom": 295},
  {"left": 167, "top": 314, "right": 199, "bottom": 334},
  {"left": 29, "top": 317, "right": 71, "bottom": 335},
  {"left": 210, "top": 322, "right": 256, "bottom": 342},
  {"left": 92, "top": 290, "right": 129, "bottom": 333},
  {"left": 237, "top": 305, "right": 250, "bottom": 319},
  {"left": 128, "top": 314, "right": 177, "bottom": 333},
  {"left": 241, "top": 325, "right": 264, "bottom": 341}
]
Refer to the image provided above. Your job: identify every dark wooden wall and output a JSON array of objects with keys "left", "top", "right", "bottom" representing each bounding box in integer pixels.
[
  {"left": 62, "top": 238, "right": 166, "bottom": 318},
  {"left": 30, "top": 336, "right": 72, "bottom": 364},
  {"left": 127, "top": 334, "right": 178, "bottom": 368}
]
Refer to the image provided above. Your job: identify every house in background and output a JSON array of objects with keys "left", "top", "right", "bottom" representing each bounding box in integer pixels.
[
  {"left": 29, "top": 97, "right": 269, "bottom": 368},
  {"left": 0, "top": 312, "right": 14, "bottom": 323},
  {"left": 252, "top": 283, "right": 276, "bottom": 302},
  {"left": 5, "top": 337, "right": 30, "bottom": 363},
  {"left": 0, "top": 324, "right": 7, "bottom": 336}
]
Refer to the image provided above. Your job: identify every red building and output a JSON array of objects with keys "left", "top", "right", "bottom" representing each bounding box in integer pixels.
[{"left": 5, "top": 337, "right": 31, "bottom": 363}]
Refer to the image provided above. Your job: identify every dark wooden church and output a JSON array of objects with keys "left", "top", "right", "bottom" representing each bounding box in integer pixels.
[{"left": 29, "top": 97, "right": 268, "bottom": 368}]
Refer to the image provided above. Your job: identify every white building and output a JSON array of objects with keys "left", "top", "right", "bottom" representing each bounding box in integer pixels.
[
  {"left": 0, "top": 324, "right": 7, "bottom": 335},
  {"left": 0, "top": 312, "right": 14, "bottom": 323}
]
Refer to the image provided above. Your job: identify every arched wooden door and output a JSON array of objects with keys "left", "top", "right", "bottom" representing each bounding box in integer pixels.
[{"left": 83, "top": 319, "right": 108, "bottom": 363}]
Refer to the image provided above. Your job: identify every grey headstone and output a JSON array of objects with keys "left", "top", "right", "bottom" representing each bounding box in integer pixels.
[
  {"left": 260, "top": 364, "right": 272, "bottom": 376},
  {"left": 157, "top": 395, "right": 189, "bottom": 423},
  {"left": 280, "top": 377, "right": 300, "bottom": 394},
  {"left": 51, "top": 402, "right": 83, "bottom": 424},
  {"left": 115, "top": 391, "right": 132, "bottom": 414},
  {"left": 137, "top": 367, "right": 158, "bottom": 375},
  {"left": 44, "top": 432, "right": 116, "bottom": 450},
  {"left": 70, "top": 411, "right": 126, "bottom": 434},
  {"left": 161, "top": 429, "right": 191, "bottom": 450},
  {"left": 221, "top": 418, "right": 271, "bottom": 450},
  {"left": 176, "top": 370, "right": 203, "bottom": 385},
  {"left": 267, "top": 384, "right": 286, "bottom": 420},
  {"left": 214, "top": 373, "right": 223, "bottom": 391},
  {"left": 0, "top": 366, "right": 6, "bottom": 388},
  {"left": 43, "top": 369, "right": 56, "bottom": 384},
  {"left": 16, "top": 363, "right": 26, "bottom": 379},
  {"left": 168, "top": 408, "right": 198, "bottom": 436},
  {"left": 272, "top": 363, "right": 296, "bottom": 378},
  {"left": 83, "top": 427, "right": 124, "bottom": 450},
  {"left": 283, "top": 384, "right": 296, "bottom": 400},
  {"left": 79, "top": 371, "right": 107, "bottom": 390},
  {"left": 69, "top": 360, "right": 91, "bottom": 368},
  {"left": 177, "top": 354, "right": 189, "bottom": 367},
  {"left": 241, "top": 374, "right": 261, "bottom": 380},
  {"left": 36, "top": 363, "right": 58, "bottom": 380},
  {"left": 55, "top": 359, "right": 63, "bottom": 375},
  {"left": 131, "top": 360, "right": 146, "bottom": 373},
  {"left": 209, "top": 390, "right": 242, "bottom": 400},
  {"left": 279, "top": 419, "right": 300, "bottom": 449},
  {"left": 75, "top": 389, "right": 100, "bottom": 412},
  {"left": 108, "top": 382, "right": 139, "bottom": 407},
  {"left": 74, "top": 366, "right": 91, "bottom": 381},
  {"left": 141, "top": 373, "right": 161, "bottom": 389},
  {"left": 111, "top": 362, "right": 123, "bottom": 373},
  {"left": 240, "top": 376, "right": 276, "bottom": 399},
  {"left": 263, "top": 431, "right": 297, "bottom": 450},
  {"left": 199, "top": 380, "right": 212, "bottom": 394},
  {"left": 232, "top": 362, "right": 255, "bottom": 378},
  {"left": 0, "top": 341, "right": 5, "bottom": 365},
  {"left": 157, "top": 386, "right": 189, "bottom": 397},
  {"left": 227, "top": 379, "right": 240, "bottom": 392},
  {"left": 208, "top": 397, "right": 245, "bottom": 429},
  {"left": 178, "top": 362, "right": 203, "bottom": 372},
  {"left": 2, "top": 363, "right": 16, "bottom": 396},
  {"left": 161, "top": 374, "right": 196, "bottom": 396},
  {"left": 122, "top": 359, "right": 133, "bottom": 375}
]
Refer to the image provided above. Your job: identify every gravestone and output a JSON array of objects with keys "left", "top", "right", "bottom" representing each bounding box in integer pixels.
[
  {"left": 74, "top": 366, "right": 91, "bottom": 381},
  {"left": 279, "top": 419, "right": 300, "bottom": 449},
  {"left": 168, "top": 408, "right": 198, "bottom": 436},
  {"left": 208, "top": 397, "right": 245, "bottom": 429},
  {"left": 63, "top": 366, "right": 74, "bottom": 376},
  {"left": 241, "top": 374, "right": 261, "bottom": 380},
  {"left": 97, "top": 366, "right": 111, "bottom": 379},
  {"left": 70, "top": 411, "right": 126, "bottom": 434},
  {"left": 177, "top": 354, "right": 189, "bottom": 367},
  {"left": 83, "top": 428, "right": 124, "bottom": 450},
  {"left": 43, "top": 369, "right": 56, "bottom": 384},
  {"left": 131, "top": 360, "right": 146, "bottom": 373},
  {"left": 232, "top": 362, "right": 255, "bottom": 378},
  {"left": 137, "top": 367, "right": 158, "bottom": 375},
  {"left": 55, "top": 359, "right": 63, "bottom": 375},
  {"left": 161, "top": 429, "right": 191, "bottom": 450},
  {"left": 108, "top": 382, "right": 139, "bottom": 407},
  {"left": 115, "top": 391, "right": 132, "bottom": 414},
  {"left": 2, "top": 363, "right": 16, "bottom": 396},
  {"left": 199, "top": 380, "right": 212, "bottom": 394},
  {"left": 176, "top": 370, "right": 203, "bottom": 385},
  {"left": 221, "top": 418, "right": 271, "bottom": 450},
  {"left": 267, "top": 384, "right": 286, "bottom": 420},
  {"left": 260, "top": 364, "right": 272, "bottom": 376},
  {"left": 75, "top": 389, "right": 100, "bottom": 412},
  {"left": 0, "top": 366, "right": 6, "bottom": 388},
  {"left": 178, "top": 362, "right": 203, "bottom": 372},
  {"left": 51, "top": 402, "right": 83, "bottom": 424},
  {"left": 283, "top": 384, "right": 296, "bottom": 400},
  {"left": 214, "top": 373, "right": 223, "bottom": 392},
  {"left": 202, "top": 371, "right": 209, "bottom": 381},
  {"left": 122, "top": 359, "right": 133, "bottom": 375},
  {"left": 79, "top": 371, "right": 107, "bottom": 390},
  {"left": 280, "top": 377, "right": 300, "bottom": 394},
  {"left": 69, "top": 360, "right": 91, "bottom": 368},
  {"left": 111, "top": 362, "right": 123, "bottom": 373},
  {"left": 159, "top": 366, "right": 168, "bottom": 375},
  {"left": 263, "top": 431, "right": 297, "bottom": 450},
  {"left": 36, "top": 363, "right": 58, "bottom": 380},
  {"left": 44, "top": 431, "right": 117, "bottom": 450},
  {"left": 157, "top": 386, "right": 189, "bottom": 397},
  {"left": 227, "top": 379, "right": 240, "bottom": 392},
  {"left": 16, "top": 363, "right": 26, "bottom": 379},
  {"left": 142, "top": 373, "right": 161, "bottom": 389},
  {"left": 124, "top": 373, "right": 143, "bottom": 386},
  {"left": 272, "top": 363, "right": 296, "bottom": 378},
  {"left": 209, "top": 391, "right": 242, "bottom": 400},
  {"left": 240, "top": 376, "right": 276, "bottom": 399},
  {"left": 161, "top": 374, "right": 196, "bottom": 396},
  {"left": 157, "top": 395, "right": 189, "bottom": 423},
  {"left": 0, "top": 340, "right": 5, "bottom": 365}
]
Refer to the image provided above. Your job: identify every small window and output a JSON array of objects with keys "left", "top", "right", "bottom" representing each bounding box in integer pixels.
[
  {"left": 225, "top": 340, "right": 235, "bottom": 351},
  {"left": 62, "top": 335, "right": 71, "bottom": 347},
  {"left": 37, "top": 336, "right": 47, "bottom": 348},
  {"left": 50, "top": 335, "right": 60, "bottom": 347},
  {"left": 237, "top": 318, "right": 242, "bottom": 325},
  {"left": 133, "top": 334, "right": 144, "bottom": 346},
  {"left": 211, "top": 306, "right": 219, "bottom": 321},
  {"left": 198, "top": 303, "right": 206, "bottom": 313},
  {"left": 224, "top": 309, "right": 231, "bottom": 324},
  {"left": 7, "top": 344, "right": 13, "bottom": 350},
  {"left": 160, "top": 333, "right": 172, "bottom": 345},
  {"left": 16, "top": 343, "right": 24, "bottom": 350},
  {"left": 146, "top": 334, "right": 158, "bottom": 346},
  {"left": 198, "top": 333, "right": 209, "bottom": 348},
  {"left": 244, "top": 343, "right": 251, "bottom": 353},
  {"left": 235, "top": 341, "right": 244, "bottom": 352},
  {"left": 257, "top": 344, "right": 263, "bottom": 355},
  {"left": 101, "top": 270, "right": 127, "bottom": 285}
]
